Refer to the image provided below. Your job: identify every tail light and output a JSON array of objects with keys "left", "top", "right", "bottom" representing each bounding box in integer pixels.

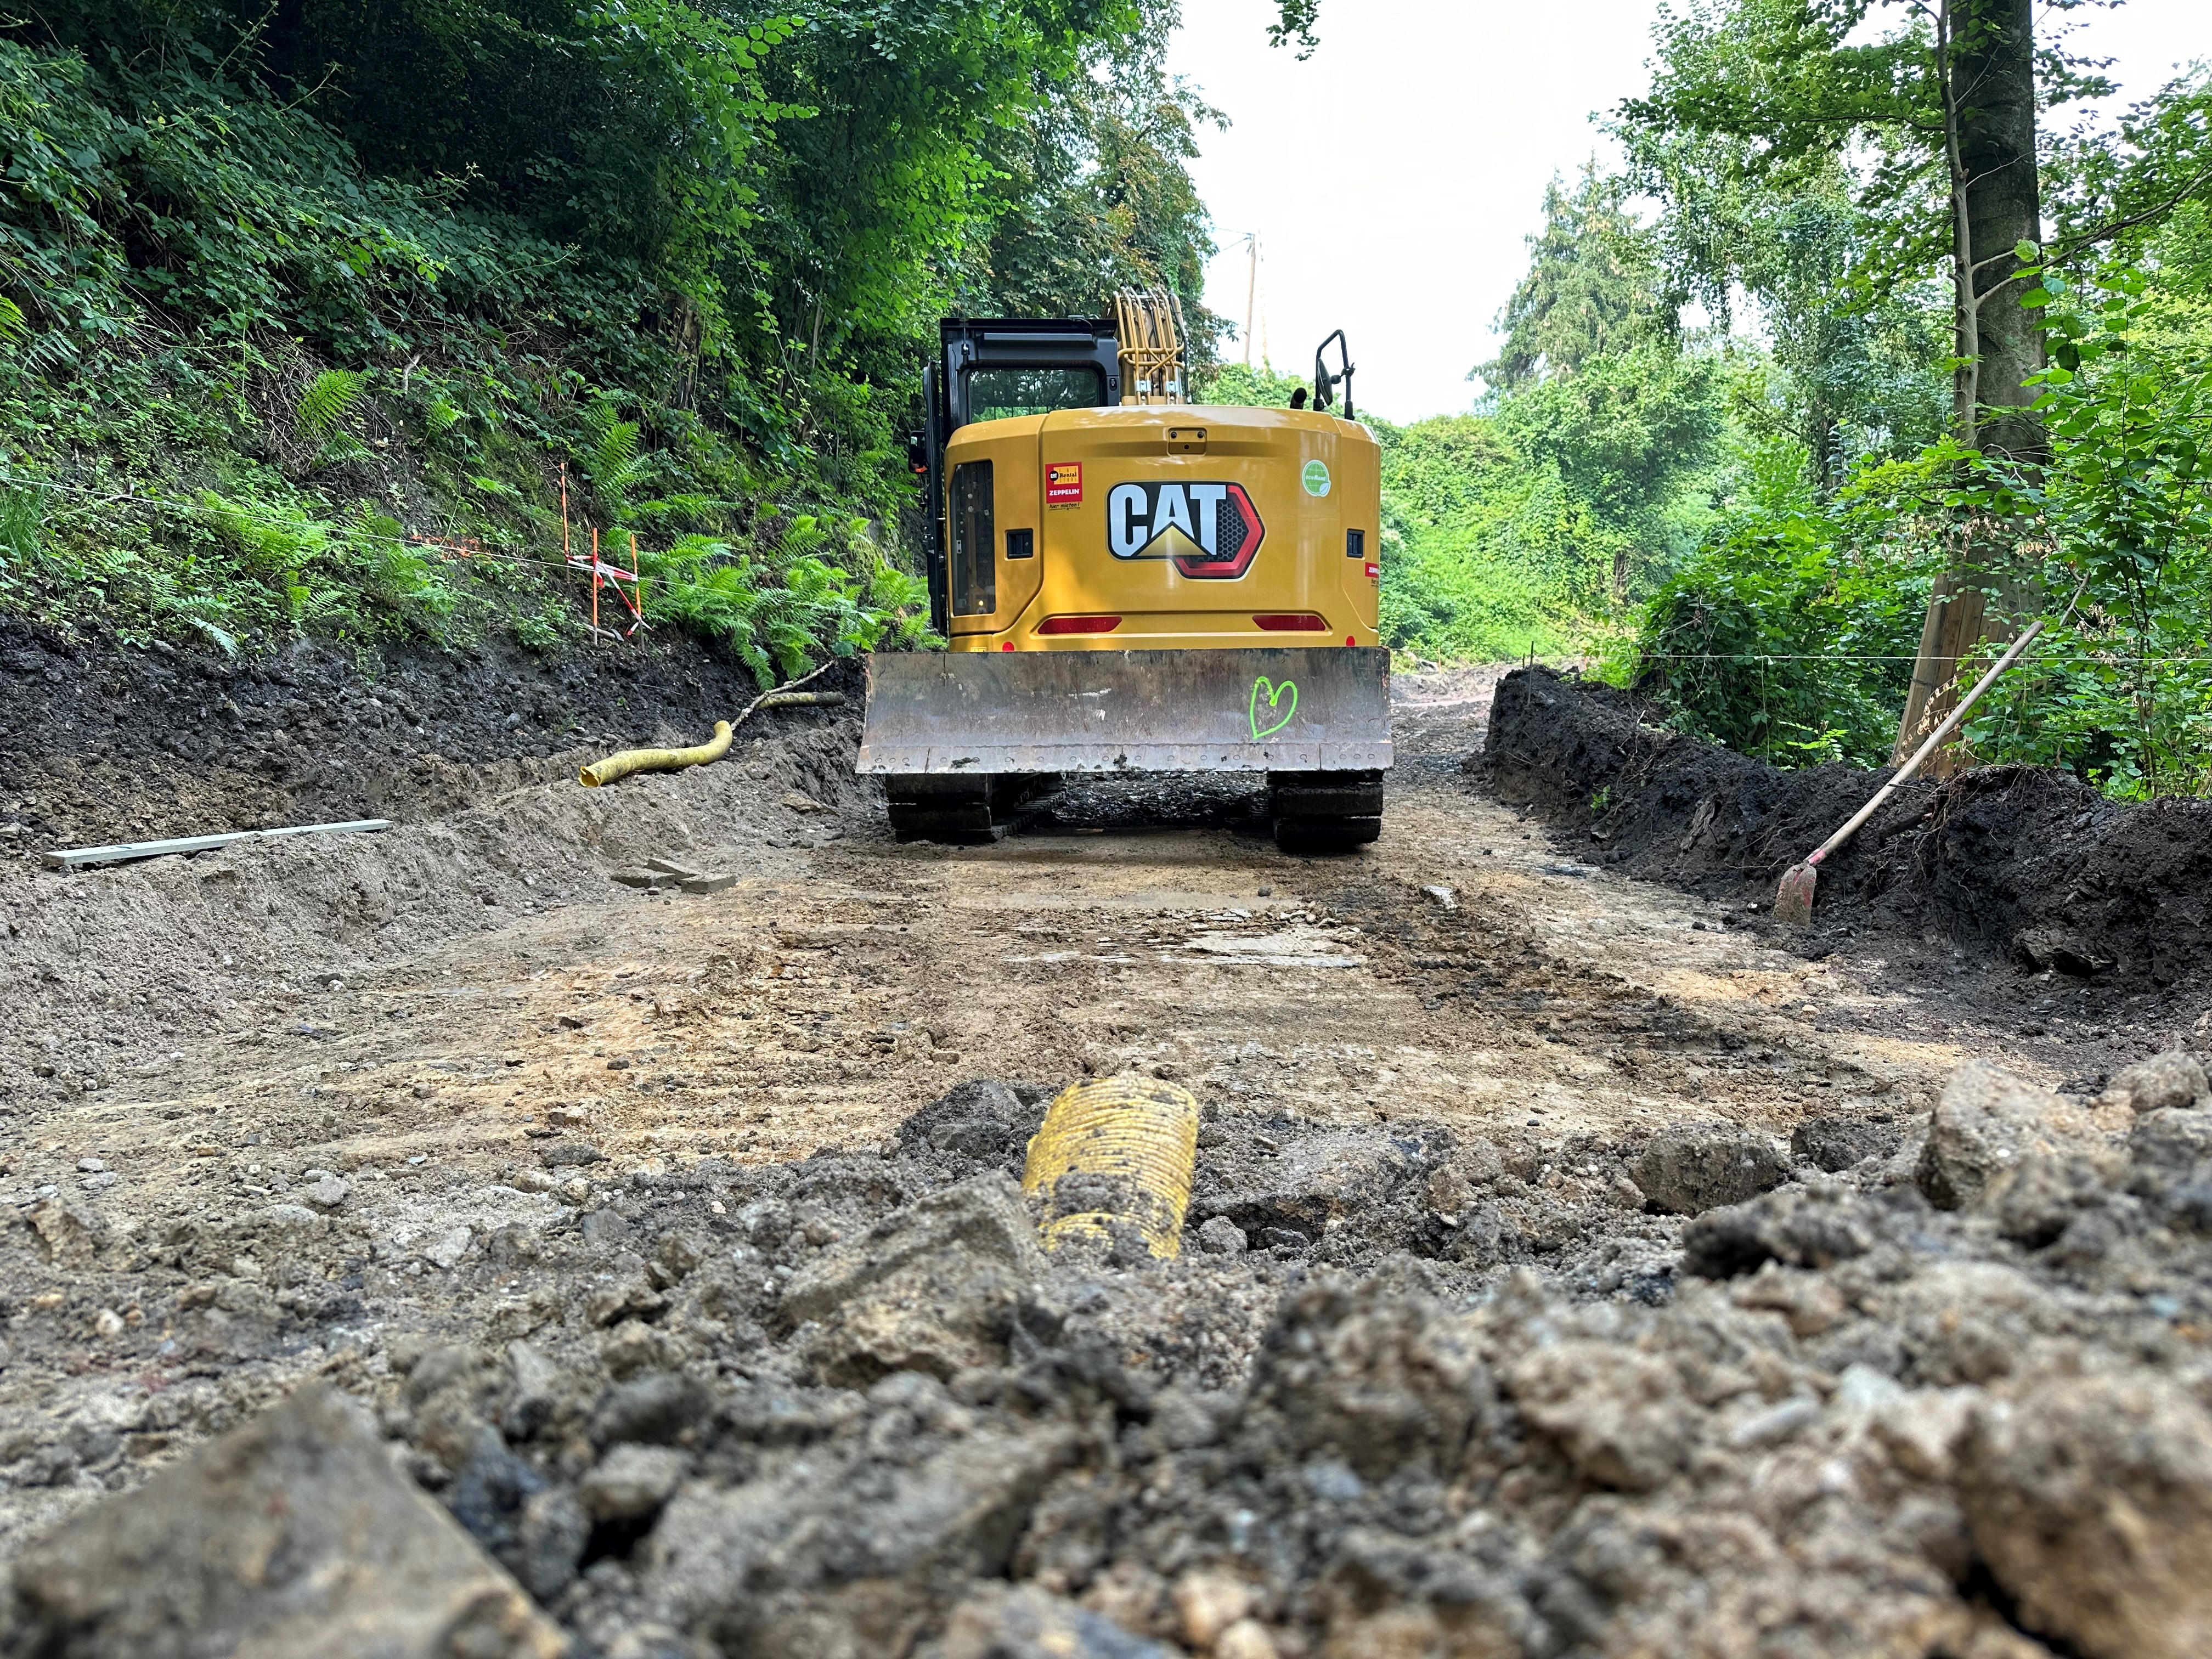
[
  {"left": 1036, "top": 614, "right": 1122, "bottom": 635},
  {"left": 1252, "top": 614, "right": 1328, "bottom": 631}
]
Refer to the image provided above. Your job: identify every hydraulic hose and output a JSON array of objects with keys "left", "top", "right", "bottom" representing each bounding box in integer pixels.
[{"left": 1022, "top": 1076, "right": 1200, "bottom": 1259}]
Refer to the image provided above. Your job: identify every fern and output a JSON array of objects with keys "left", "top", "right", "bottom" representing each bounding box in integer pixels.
[
  {"left": 0, "top": 295, "right": 75, "bottom": 379},
  {"left": 633, "top": 516, "right": 933, "bottom": 688},
  {"left": 94, "top": 546, "right": 241, "bottom": 654},
  {"left": 348, "top": 505, "right": 457, "bottom": 622},
  {"left": 583, "top": 399, "right": 651, "bottom": 516},
  {"left": 200, "top": 489, "right": 331, "bottom": 574},
  {"left": 296, "top": 368, "right": 367, "bottom": 441},
  {"left": 0, "top": 482, "right": 40, "bottom": 571}
]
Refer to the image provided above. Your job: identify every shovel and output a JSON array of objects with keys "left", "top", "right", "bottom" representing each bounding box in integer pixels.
[{"left": 1774, "top": 617, "right": 2048, "bottom": 928}]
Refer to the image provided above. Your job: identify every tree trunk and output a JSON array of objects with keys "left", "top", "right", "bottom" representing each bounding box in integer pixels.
[
  {"left": 1892, "top": 0, "right": 2045, "bottom": 768},
  {"left": 1956, "top": 0, "right": 2047, "bottom": 469}
]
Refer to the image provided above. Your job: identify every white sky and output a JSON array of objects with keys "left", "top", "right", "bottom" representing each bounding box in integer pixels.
[{"left": 1169, "top": 0, "right": 2211, "bottom": 423}]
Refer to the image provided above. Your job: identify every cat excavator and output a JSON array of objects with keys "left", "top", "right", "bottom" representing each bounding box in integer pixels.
[{"left": 857, "top": 290, "right": 1390, "bottom": 852}]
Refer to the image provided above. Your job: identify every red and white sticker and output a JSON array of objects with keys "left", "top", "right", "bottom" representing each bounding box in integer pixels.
[
  {"left": 1046, "top": 462, "right": 1082, "bottom": 505},
  {"left": 1365, "top": 561, "right": 1380, "bottom": 580}
]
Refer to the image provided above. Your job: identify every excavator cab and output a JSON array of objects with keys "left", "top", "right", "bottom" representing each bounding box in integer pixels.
[{"left": 862, "top": 291, "right": 1392, "bottom": 851}]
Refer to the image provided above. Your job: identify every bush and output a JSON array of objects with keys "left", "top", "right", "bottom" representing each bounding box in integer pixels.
[{"left": 1624, "top": 438, "right": 1932, "bottom": 765}]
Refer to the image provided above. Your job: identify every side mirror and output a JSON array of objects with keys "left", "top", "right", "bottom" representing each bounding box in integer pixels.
[{"left": 1312, "top": 329, "right": 1355, "bottom": 422}]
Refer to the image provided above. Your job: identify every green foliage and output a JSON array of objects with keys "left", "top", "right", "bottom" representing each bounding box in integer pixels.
[
  {"left": 1481, "top": 165, "right": 1674, "bottom": 390},
  {"left": 640, "top": 517, "right": 934, "bottom": 687},
  {"left": 1268, "top": 0, "right": 1322, "bottom": 58},
  {"left": 1617, "top": 1, "right": 2110, "bottom": 311},
  {"left": 2047, "top": 70, "right": 2212, "bottom": 265},
  {"left": 1370, "top": 342, "right": 1727, "bottom": 663},
  {"left": 1617, "top": 120, "right": 1951, "bottom": 484},
  {"left": 583, "top": 402, "right": 652, "bottom": 523},
  {"left": 1375, "top": 415, "right": 1611, "bottom": 661},
  {"left": 1193, "top": 360, "right": 1309, "bottom": 408},
  {"left": 296, "top": 371, "right": 367, "bottom": 443},
  {"left": 1602, "top": 7, "right": 2211, "bottom": 797},
  {"left": 1626, "top": 438, "right": 1934, "bottom": 763},
  {"left": 195, "top": 489, "right": 463, "bottom": 638},
  {"left": 0, "top": 482, "right": 40, "bottom": 575},
  {"left": 1947, "top": 262, "right": 2212, "bottom": 797},
  {"left": 1625, "top": 252, "right": 2212, "bottom": 793},
  {"left": 1496, "top": 341, "right": 1724, "bottom": 575},
  {"left": 963, "top": 22, "right": 1223, "bottom": 352},
  {"left": 0, "top": 0, "right": 1223, "bottom": 662}
]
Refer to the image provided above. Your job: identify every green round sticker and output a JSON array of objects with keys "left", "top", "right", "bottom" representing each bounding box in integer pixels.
[{"left": 1301, "top": 459, "right": 1331, "bottom": 498}]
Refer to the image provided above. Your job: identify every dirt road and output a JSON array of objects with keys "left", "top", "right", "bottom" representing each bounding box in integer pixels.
[
  {"left": 7, "top": 661, "right": 2210, "bottom": 1658},
  {"left": 0, "top": 672, "right": 2039, "bottom": 1512}
]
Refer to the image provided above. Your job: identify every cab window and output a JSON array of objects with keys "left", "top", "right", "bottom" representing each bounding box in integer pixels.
[
  {"left": 963, "top": 366, "right": 1103, "bottom": 426},
  {"left": 950, "top": 459, "right": 996, "bottom": 617}
]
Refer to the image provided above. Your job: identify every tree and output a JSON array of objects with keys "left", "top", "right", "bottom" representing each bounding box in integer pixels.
[
  {"left": 960, "top": 14, "right": 1225, "bottom": 352},
  {"left": 1480, "top": 163, "right": 1674, "bottom": 391},
  {"left": 1620, "top": 0, "right": 2106, "bottom": 765},
  {"left": 1497, "top": 341, "right": 1724, "bottom": 601},
  {"left": 1618, "top": 129, "right": 1951, "bottom": 489}
]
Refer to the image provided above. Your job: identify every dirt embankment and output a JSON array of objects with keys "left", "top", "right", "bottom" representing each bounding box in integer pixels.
[
  {"left": 1486, "top": 667, "right": 2212, "bottom": 988},
  {"left": 0, "top": 616, "right": 773, "bottom": 851}
]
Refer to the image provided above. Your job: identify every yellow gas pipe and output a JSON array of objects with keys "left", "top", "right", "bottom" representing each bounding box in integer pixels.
[
  {"left": 576, "top": 681, "right": 843, "bottom": 789},
  {"left": 578, "top": 721, "right": 733, "bottom": 788},
  {"left": 1022, "top": 1076, "right": 1200, "bottom": 1259}
]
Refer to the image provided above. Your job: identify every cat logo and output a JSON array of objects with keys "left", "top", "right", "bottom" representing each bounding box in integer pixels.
[{"left": 1105, "top": 481, "right": 1266, "bottom": 580}]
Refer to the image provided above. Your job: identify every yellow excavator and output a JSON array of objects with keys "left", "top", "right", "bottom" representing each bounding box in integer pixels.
[{"left": 857, "top": 290, "right": 1391, "bottom": 851}]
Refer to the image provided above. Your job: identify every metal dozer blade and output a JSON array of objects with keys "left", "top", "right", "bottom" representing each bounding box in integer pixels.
[{"left": 857, "top": 646, "right": 1394, "bottom": 849}]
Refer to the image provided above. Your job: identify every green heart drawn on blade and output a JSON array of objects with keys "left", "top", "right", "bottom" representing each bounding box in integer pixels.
[{"left": 1250, "top": 675, "right": 1298, "bottom": 741}]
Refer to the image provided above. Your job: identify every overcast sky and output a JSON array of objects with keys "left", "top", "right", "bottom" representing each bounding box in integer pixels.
[{"left": 1168, "top": 0, "right": 2210, "bottom": 423}]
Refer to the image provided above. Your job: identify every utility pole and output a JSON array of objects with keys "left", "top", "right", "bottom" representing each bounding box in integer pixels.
[{"left": 1242, "top": 234, "right": 1259, "bottom": 368}]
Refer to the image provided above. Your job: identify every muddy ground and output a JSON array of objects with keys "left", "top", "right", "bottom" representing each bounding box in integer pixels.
[{"left": 3, "top": 647, "right": 2211, "bottom": 1658}]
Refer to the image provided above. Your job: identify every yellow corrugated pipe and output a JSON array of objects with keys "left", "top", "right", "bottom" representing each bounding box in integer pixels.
[
  {"left": 1022, "top": 1076, "right": 1200, "bottom": 1259},
  {"left": 577, "top": 681, "right": 846, "bottom": 789},
  {"left": 579, "top": 721, "right": 733, "bottom": 788}
]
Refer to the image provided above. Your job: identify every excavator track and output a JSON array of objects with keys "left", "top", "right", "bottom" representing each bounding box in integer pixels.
[
  {"left": 1268, "top": 769, "right": 1383, "bottom": 854},
  {"left": 885, "top": 773, "right": 1058, "bottom": 843}
]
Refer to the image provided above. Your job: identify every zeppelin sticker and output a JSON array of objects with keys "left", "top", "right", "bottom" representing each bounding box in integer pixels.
[{"left": 1046, "top": 462, "right": 1083, "bottom": 506}]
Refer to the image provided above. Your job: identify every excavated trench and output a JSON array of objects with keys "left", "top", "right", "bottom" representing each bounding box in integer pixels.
[{"left": 2, "top": 643, "right": 2210, "bottom": 1658}]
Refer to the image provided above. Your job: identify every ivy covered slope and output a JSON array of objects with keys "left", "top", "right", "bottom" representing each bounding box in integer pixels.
[{"left": 0, "top": 1, "right": 1222, "bottom": 680}]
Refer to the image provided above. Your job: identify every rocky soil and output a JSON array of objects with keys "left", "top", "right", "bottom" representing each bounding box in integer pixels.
[{"left": 3, "top": 646, "right": 2209, "bottom": 1658}]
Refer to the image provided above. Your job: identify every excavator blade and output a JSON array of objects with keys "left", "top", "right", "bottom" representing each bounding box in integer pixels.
[{"left": 856, "top": 646, "right": 1393, "bottom": 776}]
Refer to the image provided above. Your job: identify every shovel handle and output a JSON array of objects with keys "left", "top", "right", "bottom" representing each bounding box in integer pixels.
[{"left": 1805, "top": 617, "right": 2046, "bottom": 868}]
